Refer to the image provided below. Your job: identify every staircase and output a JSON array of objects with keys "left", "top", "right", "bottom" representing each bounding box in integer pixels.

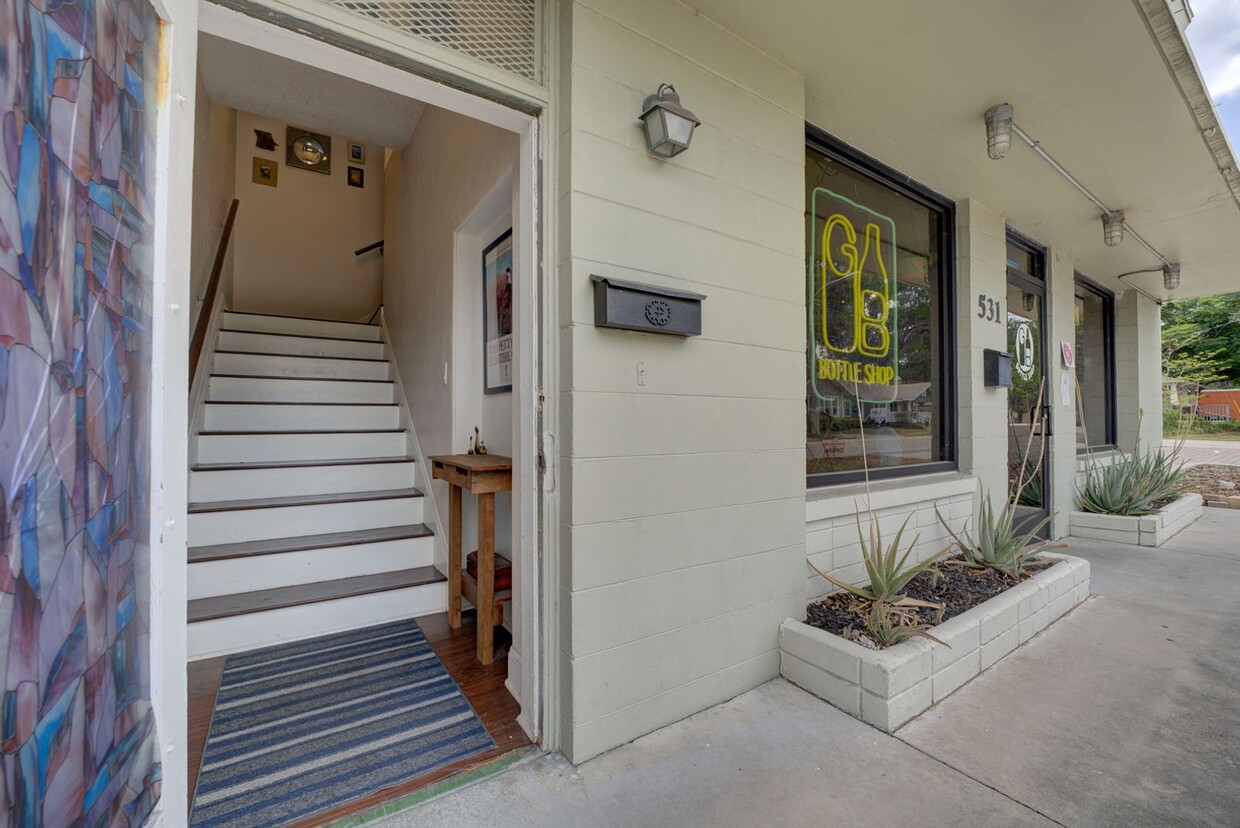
[{"left": 187, "top": 310, "right": 444, "bottom": 659}]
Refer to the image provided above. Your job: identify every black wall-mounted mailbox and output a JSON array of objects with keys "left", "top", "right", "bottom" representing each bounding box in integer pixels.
[
  {"left": 591, "top": 275, "right": 704, "bottom": 337},
  {"left": 984, "top": 349, "right": 1013, "bottom": 388}
]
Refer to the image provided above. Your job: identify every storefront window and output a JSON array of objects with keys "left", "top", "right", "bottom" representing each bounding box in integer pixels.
[
  {"left": 805, "top": 136, "right": 954, "bottom": 484},
  {"left": 1074, "top": 276, "right": 1116, "bottom": 450}
]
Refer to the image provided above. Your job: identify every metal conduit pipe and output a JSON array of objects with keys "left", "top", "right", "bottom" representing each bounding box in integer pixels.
[{"left": 1010, "top": 123, "right": 1174, "bottom": 269}]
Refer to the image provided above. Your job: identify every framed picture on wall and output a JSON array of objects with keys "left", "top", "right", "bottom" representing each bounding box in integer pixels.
[
  {"left": 348, "top": 141, "right": 366, "bottom": 164},
  {"left": 482, "top": 229, "right": 514, "bottom": 394},
  {"left": 251, "top": 157, "right": 278, "bottom": 187},
  {"left": 347, "top": 166, "right": 365, "bottom": 188}
]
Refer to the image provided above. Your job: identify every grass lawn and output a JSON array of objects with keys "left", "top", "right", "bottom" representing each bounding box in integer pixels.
[{"left": 1167, "top": 432, "right": 1240, "bottom": 443}]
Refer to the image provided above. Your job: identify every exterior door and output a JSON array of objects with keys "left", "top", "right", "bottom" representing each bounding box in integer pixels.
[{"left": 1005, "top": 236, "right": 1051, "bottom": 538}]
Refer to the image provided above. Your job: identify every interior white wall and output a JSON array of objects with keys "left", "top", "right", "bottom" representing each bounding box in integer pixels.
[
  {"left": 231, "top": 109, "right": 385, "bottom": 321},
  {"left": 382, "top": 106, "right": 519, "bottom": 573},
  {"left": 453, "top": 173, "right": 515, "bottom": 568},
  {"left": 190, "top": 73, "right": 237, "bottom": 319}
]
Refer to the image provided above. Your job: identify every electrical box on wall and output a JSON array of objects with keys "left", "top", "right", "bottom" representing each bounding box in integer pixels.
[
  {"left": 984, "top": 349, "right": 1013, "bottom": 388},
  {"left": 591, "top": 275, "right": 704, "bottom": 337}
]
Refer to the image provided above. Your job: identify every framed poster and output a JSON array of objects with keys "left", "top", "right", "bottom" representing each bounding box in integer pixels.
[{"left": 483, "top": 229, "right": 514, "bottom": 394}]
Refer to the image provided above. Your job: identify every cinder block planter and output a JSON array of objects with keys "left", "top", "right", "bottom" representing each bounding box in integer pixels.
[
  {"left": 1069, "top": 493, "right": 1203, "bottom": 547},
  {"left": 780, "top": 555, "right": 1090, "bottom": 732}
]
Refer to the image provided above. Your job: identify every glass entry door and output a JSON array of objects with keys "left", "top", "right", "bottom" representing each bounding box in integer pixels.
[{"left": 1006, "top": 238, "right": 1051, "bottom": 538}]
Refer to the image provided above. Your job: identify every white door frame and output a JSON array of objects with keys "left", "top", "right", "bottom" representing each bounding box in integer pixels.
[{"left": 177, "top": 0, "right": 545, "bottom": 775}]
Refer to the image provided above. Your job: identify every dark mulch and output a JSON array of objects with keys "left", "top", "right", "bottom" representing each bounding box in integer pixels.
[
  {"left": 805, "top": 554, "right": 1052, "bottom": 643},
  {"left": 1178, "top": 464, "right": 1240, "bottom": 501}
]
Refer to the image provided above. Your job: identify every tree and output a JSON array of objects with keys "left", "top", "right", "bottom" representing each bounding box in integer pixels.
[{"left": 1161, "top": 292, "right": 1240, "bottom": 395}]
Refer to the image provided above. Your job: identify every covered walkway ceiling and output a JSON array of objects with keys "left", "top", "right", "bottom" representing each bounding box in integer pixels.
[{"left": 687, "top": 0, "right": 1240, "bottom": 299}]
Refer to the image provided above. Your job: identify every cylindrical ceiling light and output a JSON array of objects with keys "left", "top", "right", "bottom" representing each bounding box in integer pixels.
[
  {"left": 984, "top": 103, "right": 1015, "bottom": 160},
  {"left": 1102, "top": 211, "right": 1125, "bottom": 247},
  {"left": 1163, "top": 263, "right": 1181, "bottom": 291}
]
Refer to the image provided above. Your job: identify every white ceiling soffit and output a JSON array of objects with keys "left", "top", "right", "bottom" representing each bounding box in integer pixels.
[
  {"left": 198, "top": 32, "right": 426, "bottom": 149},
  {"left": 685, "top": 0, "right": 1240, "bottom": 299}
]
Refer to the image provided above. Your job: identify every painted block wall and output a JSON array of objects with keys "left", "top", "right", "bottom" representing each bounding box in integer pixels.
[
  {"left": 0, "top": 0, "right": 164, "bottom": 821},
  {"left": 805, "top": 474, "right": 975, "bottom": 602},
  {"left": 190, "top": 72, "right": 237, "bottom": 320},
  {"left": 231, "top": 110, "right": 385, "bottom": 321},
  {"left": 558, "top": 0, "right": 807, "bottom": 763}
]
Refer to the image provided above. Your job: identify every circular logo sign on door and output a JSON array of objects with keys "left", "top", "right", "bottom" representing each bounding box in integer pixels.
[{"left": 1013, "top": 322, "right": 1036, "bottom": 380}]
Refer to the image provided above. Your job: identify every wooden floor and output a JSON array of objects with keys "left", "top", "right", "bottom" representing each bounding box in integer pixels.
[{"left": 187, "top": 610, "right": 530, "bottom": 824}]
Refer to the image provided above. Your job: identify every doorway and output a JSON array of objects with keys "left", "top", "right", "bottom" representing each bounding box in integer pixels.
[
  {"left": 1005, "top": 233, "right": 1051, "bottom": 538},
  {"left": 182, "top": 4, "right": 545, "bottom": 823}
]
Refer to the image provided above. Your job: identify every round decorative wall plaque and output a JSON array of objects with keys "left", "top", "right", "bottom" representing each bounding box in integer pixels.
[{"left": 644, "top": 300, "right": 672, "bottom": 327}]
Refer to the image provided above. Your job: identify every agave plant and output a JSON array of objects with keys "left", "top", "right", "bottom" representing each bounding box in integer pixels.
[
  {"left": 936, "top": 488, "right": 1057, "bottom": 580},
  {"left": 809, "top": 511, "right": 948, "bottom": 605},
  {"left": 1079, "top": 413, "right": 1185, "bottom": 516},
  {"left": 863, "top": 601, "right": 947, "bottom": 647}
]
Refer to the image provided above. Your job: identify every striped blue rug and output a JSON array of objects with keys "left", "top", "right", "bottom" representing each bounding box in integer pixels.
[{"left": 190, "top": 619, "right": 496, "bottom": 827}]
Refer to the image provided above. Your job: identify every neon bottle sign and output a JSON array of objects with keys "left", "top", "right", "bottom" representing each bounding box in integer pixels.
[{"left": 809, "top": 188, "right": 900, "bottom": 404}]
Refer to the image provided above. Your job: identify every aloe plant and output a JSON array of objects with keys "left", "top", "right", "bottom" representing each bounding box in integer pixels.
[
  {"left": 863, "top": 601, "right": 945, "bottom": 648},
  {"left": 1079, "top": 415, "right": 1184, "bottom": 516},
  {"left": 809, "top": 511, "right": 948, "bottom": 604},
  {"left": 936, "top": 488, "right": 1056, "bottom": 579}
]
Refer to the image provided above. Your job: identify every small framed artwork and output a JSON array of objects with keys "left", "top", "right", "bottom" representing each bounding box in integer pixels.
[
  {"left": 347, "top": 166, "right": 365, "bottom": 188},
  {"left": 252, "top": 157, "right": 278, "bottom": 187},
  {"left": 286, "top": 126, "right": 331, "bottom": 175},
  {"left": 348, "top": 141, "right": 366, "bottom": 164},
  {"left": 482, "top": 229, "right": 514, "bottom": 394}
]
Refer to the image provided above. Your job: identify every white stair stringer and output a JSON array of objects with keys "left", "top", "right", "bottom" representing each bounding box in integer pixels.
[{"left": 186, "top": 310, "right": 445, "bottom": 660}]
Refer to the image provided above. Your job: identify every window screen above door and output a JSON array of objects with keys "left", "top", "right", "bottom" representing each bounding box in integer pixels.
[{"left": 328, "top": 0, "right": 538, "bottom": 81}]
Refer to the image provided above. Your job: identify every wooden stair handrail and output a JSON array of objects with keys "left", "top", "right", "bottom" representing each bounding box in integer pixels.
[{"left": 190, "top": 199, "right": 240, "bottom": 393}]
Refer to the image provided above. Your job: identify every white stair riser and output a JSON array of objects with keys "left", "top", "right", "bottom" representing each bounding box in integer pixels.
[
  {"left": 220, "top": 312, "right": 382, "bottom": 341},
  {"left": 196, "top": 432, "right": 407, "bottom": 464},
  {"left": 202, "top": 404, "right": 401, "bottom": 432},
  {"left": 208, "top": 376, "right": 395, "bottom": 403},
  {"left": 190, "top": 462, "right": 416, "bottom": 501},
  {"left": 218, "top": 330, "right": 386, "bottom": 360},
  {"left": 188, "top": 536, "right": 435, "bottom": 599},
  {"left": 214, "top": 352, "right": 390, "bottom": 381},
  {"left": 187, "top": 582, "right": 446, "bottom": 660},
  {"left": 189, "top": 496, "right": 425, "bottom": 545}
]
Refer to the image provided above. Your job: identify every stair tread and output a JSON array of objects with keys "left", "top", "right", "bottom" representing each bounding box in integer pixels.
[
  {"left": 215, "top": 350, "right": 390, "bottom": 364},
  {"left": 211, "top": 373, "right": 393, "bottom": 384},
  {"left": 219, "top": 328, "right": 383, "bottom": 345},
  {"left": 194, "top": 456, "right": 416, "bottom": 472},
  {"left": 202, "top": 401, "right": 398, "bottom": 407},
  {"left": 189, "top": 487, "right": 424, "bottom": 513},
  {"left": 223, "top": 310, "right": 379, "bottom": 328},
  {"left": 198, "top": 428, "right": 405, "bottom": 435},
  {"left": 187, "top": 566, "right": 443, "bottom": 623},
  {"left": 188, "top": 523, "right": 434, "bottom": 562}
]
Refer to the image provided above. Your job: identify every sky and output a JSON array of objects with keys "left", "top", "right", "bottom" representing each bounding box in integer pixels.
[{"left": 1185, "top": 0, "right": 1240, "bottom": 145}]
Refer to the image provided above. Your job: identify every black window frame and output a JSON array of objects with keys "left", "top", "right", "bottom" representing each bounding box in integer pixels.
[
  {"left": 805, "top": 124, "right": 958, "bottom": 488},
  {"left": 1073, "top": 272, "right": 1118, "bottom": 453}
]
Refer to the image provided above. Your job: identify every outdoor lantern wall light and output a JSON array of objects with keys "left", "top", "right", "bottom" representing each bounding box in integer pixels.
[
  {"left": 1103, "top": 211, "right": 1125, "bottom": 247},
  {"left": 640, "top": 84, "right": 700, "bottom": 159}
]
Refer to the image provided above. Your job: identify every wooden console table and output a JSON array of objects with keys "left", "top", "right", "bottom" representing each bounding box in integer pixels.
[{"left": 429, "top": 454, "right": 513, "bottom": 665}]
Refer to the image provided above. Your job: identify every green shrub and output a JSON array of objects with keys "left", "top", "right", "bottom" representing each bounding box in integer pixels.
[{"left": 809, "top": 513, "right": 947, "bottom": 604}]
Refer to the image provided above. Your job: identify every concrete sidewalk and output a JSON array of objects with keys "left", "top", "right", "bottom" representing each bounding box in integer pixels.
[
  {"left": 1166, "top": 438, "right": 1240, "bottom": 467},
  {"left": 376, "top": 511, "right": 1240, "bottom": 828}
]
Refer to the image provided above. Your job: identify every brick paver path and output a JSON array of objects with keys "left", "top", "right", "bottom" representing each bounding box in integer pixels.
[{"left": 1166, "top": 439, "right": 1240, "bottom": 468}]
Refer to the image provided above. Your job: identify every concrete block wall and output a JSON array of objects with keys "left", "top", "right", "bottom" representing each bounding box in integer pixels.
[
  {"left": 1046, "top": 248, "right": 1079, "bottom": 539},
  {"left": 1115, "top": 290, "right": 1163, "bottom": 452},
  {"left": 557, "top": 0, "right": 807, "bottom": 763},
  {"left": 805, "top": 473, "right": 975, "bottom": 602},
  {"left": 954, "top": 200, "right": 1009, "bottom": 502}
]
